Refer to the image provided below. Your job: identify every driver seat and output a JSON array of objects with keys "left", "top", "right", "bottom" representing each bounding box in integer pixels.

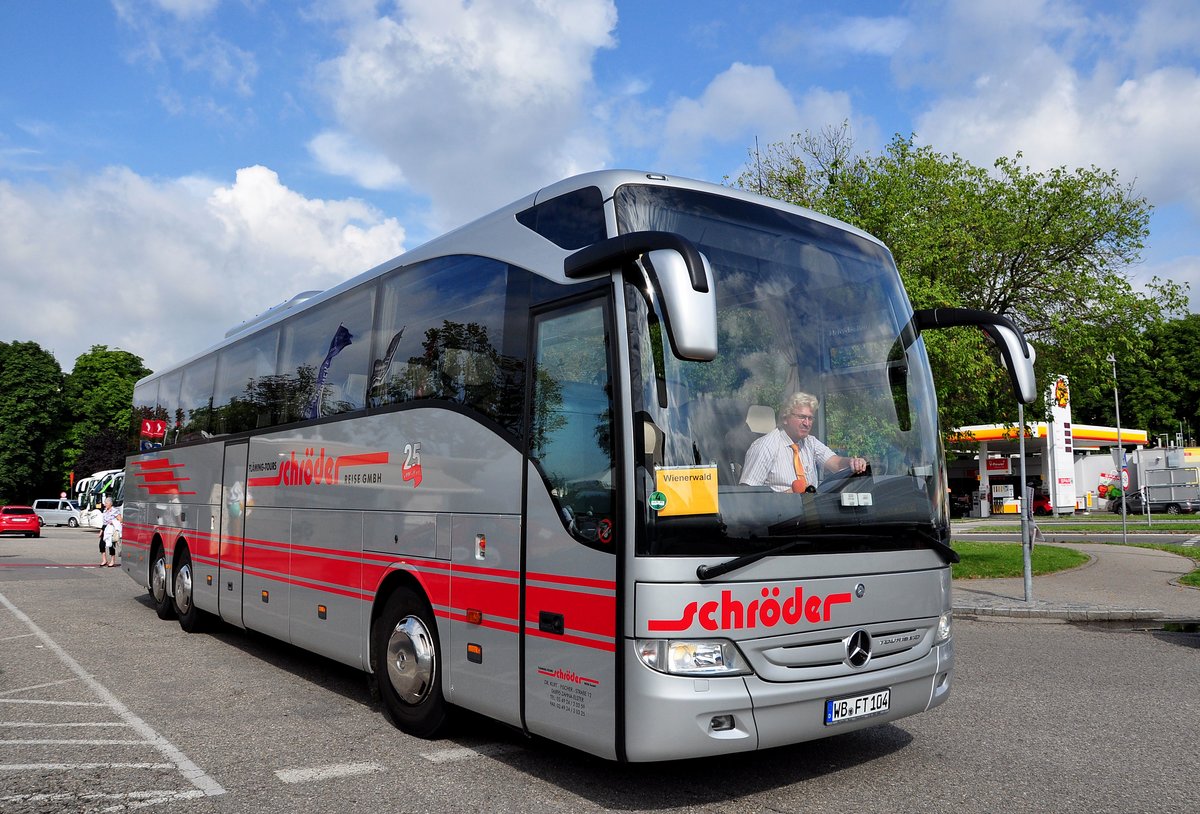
[{"left": 723, "top": 404, "right": 775, "bottom": 483}]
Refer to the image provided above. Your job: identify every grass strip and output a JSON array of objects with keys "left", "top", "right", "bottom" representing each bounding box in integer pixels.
[
  {"left": 951, "top": 541, "right": 1089, "bottom": 580},
  {"left": 952, "top": 538, "right": 1200, "bottom": 586}
]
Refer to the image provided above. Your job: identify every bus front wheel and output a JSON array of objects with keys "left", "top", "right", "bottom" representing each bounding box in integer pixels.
[{"left": 373, "top": 587, "right": 448, "bottom": 738}]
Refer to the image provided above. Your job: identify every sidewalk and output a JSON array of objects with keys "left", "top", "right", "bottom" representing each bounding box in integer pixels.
[{"left": 952, "top": 541, "right": 1200, "bottom": 623}]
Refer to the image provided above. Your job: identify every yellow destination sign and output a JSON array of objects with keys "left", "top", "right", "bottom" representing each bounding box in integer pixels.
[{"left": 654, "top": 466, "right": 719, "bottom": 516}]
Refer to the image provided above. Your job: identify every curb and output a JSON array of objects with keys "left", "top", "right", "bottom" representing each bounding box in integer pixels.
[{"left": 953, "top": 603, "right": 1164, "bottom": 622}]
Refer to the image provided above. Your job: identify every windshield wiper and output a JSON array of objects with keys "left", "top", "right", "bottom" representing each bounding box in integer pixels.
[
  {"left": 696, "top": 538, "right": 816, "bottom": 581},
  {"left": 912, "top": 524, "right": 959, "bottom": 564},
  {"left": 695, "top": 524, "right": 958, "bottom": 581}
]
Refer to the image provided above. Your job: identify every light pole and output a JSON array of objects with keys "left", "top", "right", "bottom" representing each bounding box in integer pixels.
[
  {"left": 1106, "top": 353, "right": 1127, "bottom": 546},
  {"left": 1018, "top": 400, "right": 1033, "bottom": 601}
]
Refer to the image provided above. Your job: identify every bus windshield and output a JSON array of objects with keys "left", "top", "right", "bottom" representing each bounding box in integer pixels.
[{"left": 617, "top": 184, "right": 949, "bottom": 558}]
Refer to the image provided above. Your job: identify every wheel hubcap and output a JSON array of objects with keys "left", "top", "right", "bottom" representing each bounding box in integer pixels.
[
  {"left": 151, "top": 557, "right": 167, "bottom": 603},
  {"left": 176, "top": 563, "right": 193, "bottom": 614},
  {"left": 385, "top": 615, "right": 436, "bottom": 704}
]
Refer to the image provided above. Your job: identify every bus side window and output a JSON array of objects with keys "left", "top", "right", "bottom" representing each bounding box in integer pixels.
[
  {"left": 277, "top": 286, "right": 375, "bottom": 422},
  {"left": 213, "top": 329, "right": 280, "bottom": 435},
  {"left": 530, "top": 299, "right": 615, "bottom": 549}
]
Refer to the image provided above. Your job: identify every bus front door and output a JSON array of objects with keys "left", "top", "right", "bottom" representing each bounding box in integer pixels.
[
  {"left": 217, "top": 440, "right": 248, "bottom": 628},
  {"left": 522, "top": 299, "right": 620, "bottom": 760}
]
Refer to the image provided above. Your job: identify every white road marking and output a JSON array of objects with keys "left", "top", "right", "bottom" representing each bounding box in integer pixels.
[
  {"left": 420, "top": 743, "right": 522, "bottom": 763},
  {"left": 0, "top": 762, "right": 174, "bottom": 771},
  {"left": 0, "top": 698, "right": 107, "bottom": 707},
  {"left": 0, "top": 789, "right": 208, "bottom": 811},
  {"left": 0, "top": 632, "right": 36, "bottom": 643},
  {"left": 0, "top": 589, "right": 227, "bottom": 798},
  {"left": 2, "top": 738, "right": 151, "bottom": 746},
  {"left": 275, "top": 762, "right": 386, "bottom": 784},
  {"left": 0, "top": 721, "right": 134, "bottom": 728},
  {"left": 0, "top": 678, "right": 79, "bottom": 696}
]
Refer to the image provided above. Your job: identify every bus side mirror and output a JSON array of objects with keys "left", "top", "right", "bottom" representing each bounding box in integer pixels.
[
  {"left": 565, "top": 230, "right": 718, "bottom": 361},
  {"left": 914, "top": 308, "right": 1038, "bottom": 404},
  {"left": 639, "top": 249, "right": 717, "bottom": 361}
]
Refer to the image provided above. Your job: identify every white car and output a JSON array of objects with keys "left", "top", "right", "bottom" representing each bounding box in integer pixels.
[{"left": 31, "top": 498, "right": 82, "bottom": 527}]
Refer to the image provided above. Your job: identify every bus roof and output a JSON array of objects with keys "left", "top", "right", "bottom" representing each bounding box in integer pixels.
[{"left": 137, "top": 169, "right": 884, "bottom": 386}]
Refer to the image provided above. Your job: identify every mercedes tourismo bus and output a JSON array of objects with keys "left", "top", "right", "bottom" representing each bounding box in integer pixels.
[{"left": 122, "top": 170, "right": 1035, "bottom": 762}]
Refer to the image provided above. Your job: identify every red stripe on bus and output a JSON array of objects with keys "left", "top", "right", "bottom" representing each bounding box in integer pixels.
[
  {"left": 525, "top": 626, "right": 616, "bottom": 652},
  {"left": 138, "top": 471, "right": 190, "bottom": 483},
  {"left": 453, "top": 573, "right": 519, "bottom": 617},
  {"left": 133, "top": 459, "right": 181, "bottom": 470},
  {"left": 526, "top": 570, "right": 616, "bottom": 591},
  {"left": 525, "top": 584, "right": 616, "bottom": 639}
]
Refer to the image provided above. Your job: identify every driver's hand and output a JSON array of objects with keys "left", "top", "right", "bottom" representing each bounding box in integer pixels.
[{"left": 849, "top": 456, "right": 868, "bottom": 474}]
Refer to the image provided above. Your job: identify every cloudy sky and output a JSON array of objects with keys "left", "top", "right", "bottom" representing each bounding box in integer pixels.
[{"left": 2, "top": 0, "right": 1198, "bottom": 373}]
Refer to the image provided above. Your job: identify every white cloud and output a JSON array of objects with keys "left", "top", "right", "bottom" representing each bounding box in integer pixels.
[
  {"left": 767, "top": 15, "right": 912, "bottom": 61},
  {"left": 656, "top": 63, "right": 867, "bottom": 175},
  {"left": 1136, "top": 254, "right": 1200, "bottom": 312},
  {"left": 892, "top": 1, "right": 1200, "bottom": 222},
  {"left": 661, "top": 64, "right": 802, "bottom": 163},
  {"left": 113, "top": 0, "right": 259, "bottom": 99},
  {"left": 312, "top": 0, "right": 618, "bottom": 230},
  {"left": 308, "top": 131, "right": 406, "bottom": 190},
  {"left": 147, "top": 0, "right": 221, "bottom": 20},
  {"left": 0, "top": 166, "right": 405, "bottom": 372}
]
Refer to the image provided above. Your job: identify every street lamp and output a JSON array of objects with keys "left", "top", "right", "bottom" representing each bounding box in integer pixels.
[{"left": 1106, "top": 353, "right": 1127, "bottom": 546}]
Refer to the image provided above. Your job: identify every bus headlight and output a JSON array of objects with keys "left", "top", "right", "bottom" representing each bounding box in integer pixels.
[
  {"left": 636, "top": 639, "right": 751, "bottom": 677},
  {"left": 934, "top": 611, "right": 953, "bottom": 645}
]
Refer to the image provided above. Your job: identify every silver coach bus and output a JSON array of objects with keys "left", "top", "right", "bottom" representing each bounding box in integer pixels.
[{"left": 123, "top": 170, "right": 1035, "bottom": 761}]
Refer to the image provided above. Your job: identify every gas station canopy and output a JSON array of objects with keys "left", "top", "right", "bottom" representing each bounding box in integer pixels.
[{"left": 949, "top": 422, "right": 1147, "bottom": 454}]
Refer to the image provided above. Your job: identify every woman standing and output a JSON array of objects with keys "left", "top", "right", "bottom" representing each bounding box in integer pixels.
[{"left": 99, "top": 496, "right": 120, "bottom": 567}]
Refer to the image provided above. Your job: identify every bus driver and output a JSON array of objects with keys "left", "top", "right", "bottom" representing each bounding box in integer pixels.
[{"left": 739, "top": 392, "right": 868, "bottom": 492}]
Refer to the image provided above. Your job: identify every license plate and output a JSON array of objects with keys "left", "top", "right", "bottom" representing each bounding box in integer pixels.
[{"left": 824, "top": 688, "right": 890, "bottom": 725}]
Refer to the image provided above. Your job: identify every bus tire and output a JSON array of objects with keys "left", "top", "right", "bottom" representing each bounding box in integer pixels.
[
  {"left": 150, "top": 544, "right": 175, "bottom": 620},
  {"left": 373, "top": 587, "right": 448, "bottom": 738},
  {"left": 173, "top": 547, "right": 208, "bottom": 633}
]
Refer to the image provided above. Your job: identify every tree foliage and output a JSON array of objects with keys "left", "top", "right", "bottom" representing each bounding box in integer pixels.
[
  {"left": 74, "top": 426, "right": 131, "bottom": 476},
  {"left": 62, "top": 345, "right": 151, "bottom": 473},
  {"left": 0, "top": 343, "right": 149, "bottom": 503},
  {"left": 735, "top": 125, "right": 1188, "bottom": 434},
  {"left": 1120, "top": 315, "right": 1200, "bottom": 442},
  {"left": 0, "top": 341, "right": 66, "bottom": 502}
]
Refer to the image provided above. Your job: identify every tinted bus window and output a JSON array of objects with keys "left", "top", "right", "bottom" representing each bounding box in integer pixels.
[
  {"left": 179, "top": 355, "right": 218, "bottom": 441},
  {"left": 156, "top": 370, "right": 182, "bottom": 445},
  {"left": 530, "top": 299, "right": 615, "bottom": 549},
  {"left": 132, "top": 379, "right": 159, "bottom": 452},
  {"left": 213, "top": 329, "right": 280, "bottom": 434},
  {"left": 278, "top": 285, "right": 375, "bottom": 423},
  {"left": 372, "top": 256, "right": 511, "bottom": 427},
  {"left": 516, "top": 186, "right": 607, "bottom": 250}
]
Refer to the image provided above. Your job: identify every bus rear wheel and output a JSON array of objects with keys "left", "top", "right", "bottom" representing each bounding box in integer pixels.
[
  {"left": 150, "top": 545, "right": 175, "bottom": 620},
  {"left": 373, "top": 587, "right": 448, "bottom": 738},
  {"left": 173, "top": 547, "right": 208, "bottom": 633}
]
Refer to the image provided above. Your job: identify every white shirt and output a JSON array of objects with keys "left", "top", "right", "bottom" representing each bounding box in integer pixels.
[{"left": 739, "top": 427, "right": 836, "bottom": 492}]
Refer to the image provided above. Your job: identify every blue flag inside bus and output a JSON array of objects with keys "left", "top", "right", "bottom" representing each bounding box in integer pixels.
[{"left": 303, "top": 324, "right": 353, "bottom": 420}]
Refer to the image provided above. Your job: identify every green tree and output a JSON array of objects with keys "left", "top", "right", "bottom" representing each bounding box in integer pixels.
[
  {"left": 735, "top": 126, "right": 1187, "bottom": 433},
  {"left": 0, "top": 341, "right": 66, "bottom": 502},
  {"left": 1120, "top": 315, "right": 1200, "bottom": 441},
  {"left": 62, "top": 345, "right": 151, "bottom": 474},
  {"left": 74, "top": 426, "right": 130, "bottom": 476}
]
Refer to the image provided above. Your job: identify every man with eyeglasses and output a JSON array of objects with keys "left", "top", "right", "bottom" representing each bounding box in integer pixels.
[{"left": 739, "top": 392, "right": 868, "bottom": 492}]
